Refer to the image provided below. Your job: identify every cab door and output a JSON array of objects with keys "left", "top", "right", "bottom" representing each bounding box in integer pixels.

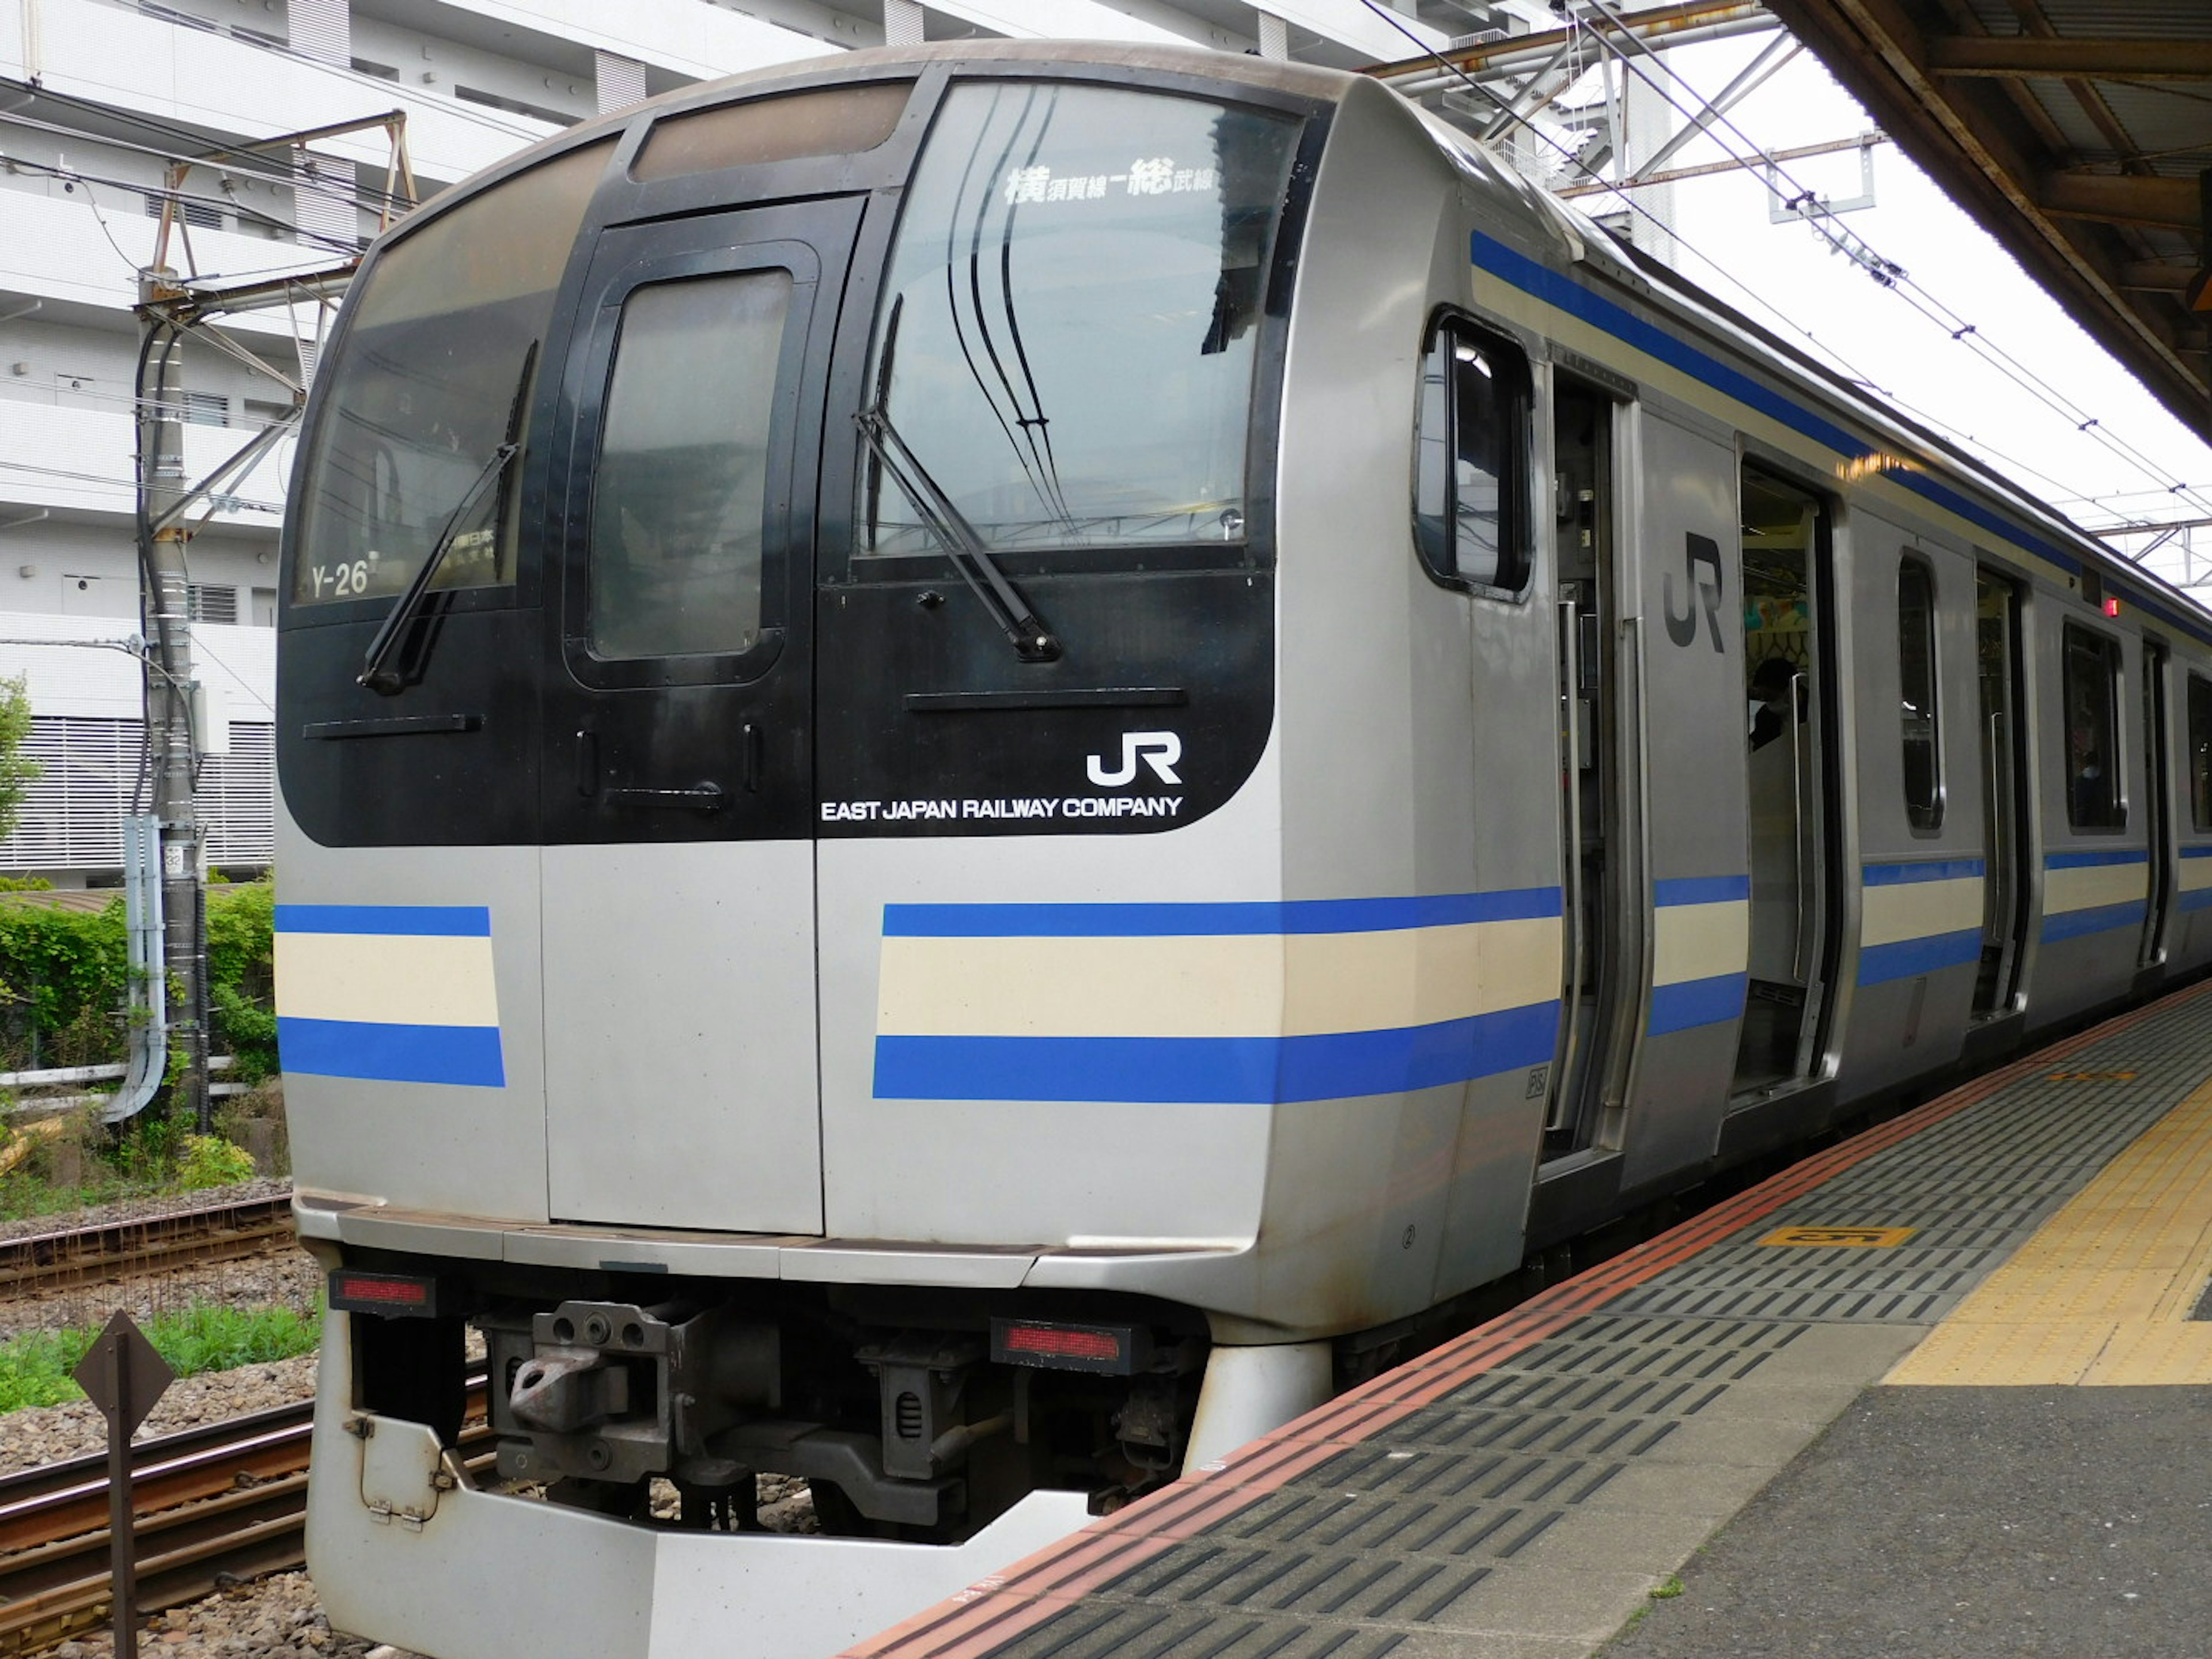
[{"left": 537, "top": 202, "right": 857, "bottom": 1232}]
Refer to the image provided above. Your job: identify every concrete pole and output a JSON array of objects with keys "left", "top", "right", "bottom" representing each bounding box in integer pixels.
[{"left": 135, "top": 272, "right": 208, "bottom": 1134}]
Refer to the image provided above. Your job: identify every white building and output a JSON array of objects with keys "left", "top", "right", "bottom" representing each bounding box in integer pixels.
[{"left": 0, "top": 0, "right": 1467, "bottom": 882}]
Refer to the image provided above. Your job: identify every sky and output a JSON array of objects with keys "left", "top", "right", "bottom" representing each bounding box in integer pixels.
[{"left": 1537, "top": 24, "right": 2212, "bottom": 592}]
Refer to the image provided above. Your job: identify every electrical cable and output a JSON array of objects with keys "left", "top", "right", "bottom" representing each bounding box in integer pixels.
[
  {"left": 1355, "top": 0, "right": 2212, "bottom": 543},
  {"left": 1554, "top": 0, "right": 2212, "bottom": 521}
]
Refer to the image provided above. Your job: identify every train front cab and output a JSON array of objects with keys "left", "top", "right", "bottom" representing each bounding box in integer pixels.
[{"left": 280, "top": 45, "right": 1389, "bottom": 1659}]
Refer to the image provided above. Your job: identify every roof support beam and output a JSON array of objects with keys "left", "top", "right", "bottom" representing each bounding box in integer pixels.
[
  {"left": 1926, "top": 36, "right": 2212, "bottom": 82},
  {"left": 2040, "top": 172, "right": 2200, "bottom": 231}
]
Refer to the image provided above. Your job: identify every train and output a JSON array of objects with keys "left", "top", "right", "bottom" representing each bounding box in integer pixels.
[{"left": 276, "top": 37, "right": 2212, "bottom": 1659}]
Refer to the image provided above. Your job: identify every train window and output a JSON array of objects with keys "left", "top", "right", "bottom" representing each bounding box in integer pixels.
[
  {"left": 290, "top": 139, "right": 612, "bottom": 607},
  {"left": 586, "top": 271, "right": 791, "bottom": 659},
  {"left": 1897, "top": 555, "right": 1941, "bottom": 832},
  {"left": 1411, "top": 316, "right": 1532, "bottom": 596},
  {"left": 2190, "top": 674, "right": 2212, "bottom": 831},
  {"left": 631, "top": 81, "right": 912, "bottom": 180},
  {"left": 2062, "top": 622, "right": 2124, "bottom": 831},
  {"left": 856, "top": 81, "right": 1302, "bottom": 559}
]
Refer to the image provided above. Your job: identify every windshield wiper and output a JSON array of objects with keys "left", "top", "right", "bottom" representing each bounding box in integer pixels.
[
  {"left": 856, "top": 404, "right": 1062, "bottom": 664},
  {"left": 358, "top": 341, "right": 536, "bottom": 696}
]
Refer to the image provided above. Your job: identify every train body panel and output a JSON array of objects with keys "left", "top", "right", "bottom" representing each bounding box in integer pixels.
[{"left": 273, "top": 39, "right": 2212, "bottom": 1659}]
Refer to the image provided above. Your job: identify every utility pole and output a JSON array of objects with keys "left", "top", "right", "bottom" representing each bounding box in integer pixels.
[{"left": 136, "top": 268, "right": 208, "bottom": 1133}]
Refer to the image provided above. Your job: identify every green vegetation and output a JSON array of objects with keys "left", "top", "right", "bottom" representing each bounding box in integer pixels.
[
  {"left": 177, "top": 1132, "right": 257, "bottom": 1191},
  {"left": 0, "top": 676, "right": 39, "bottom": 841},
  {"left": 0, "top": 1299, "right": 321, "bottom": 1414},
  {"left": 0, "top": 876, "right": 275, "bottom": 1077},
  {"left": 1649, "top": 1575, "right": 1685, "bottom": 1600}
]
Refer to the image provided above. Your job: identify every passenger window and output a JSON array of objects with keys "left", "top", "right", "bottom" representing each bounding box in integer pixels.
[
  {"left": 1413, "top": 316, "right": 1532, "bottom": 595},
  {"left": 588, "top": 270, "right": 791, "bottom": 660},
  {"left": 2062, "top": 622, "right": 2124, "bottom": 831},
  {"left": 2190, "top": 673, "right": 2212, "bottom": 832},
  {"left": 1897, "top": 555, "right": 1941, "bottom": 833}
]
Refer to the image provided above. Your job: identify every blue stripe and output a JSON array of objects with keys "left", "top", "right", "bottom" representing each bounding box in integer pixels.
[
  {"left": 2045, "top": 849, "right": 2149, "bottom": 870},
  {"left": 882, "top": 889, "right": 1561, "bottom": 938},
  {"left": 872, "top": 1002, "right": 1560, "bottom": 1104},
  {"left": 1472, "top": 231, "right": 1864, "bottom": 458},
  {"left": 2180, "top": 888, "right": 2212, "bottom": 911},
  {"left": 1647, "top": 972, "right": 1748, "bottom": 1036},
  {"left": 1858, "top": 929, "right": 1983, "bottom": 986},
  {"left": 1469, "top": 231, "right": 2087, "bottom": 584},
  {"left": 2040, "top": 899, "right": 2148, "bottom": 944},
  {"left": 1654, "top": 875, "right": 1750, "bottom": 907},
  {"left": 275, "top": 904, "right": 491, "bottom": 937},
  {"left": 1861, "top": 858, "right": 1985, "bottom": 887},
  {"left": 2182, "top": 846, "right": 2212, "bottom": 860},
  {"left": 278, "top": 1017, "right": 505, "bottom": 1086}
]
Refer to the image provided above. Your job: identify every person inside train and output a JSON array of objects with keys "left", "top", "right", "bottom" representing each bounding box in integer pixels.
[{"left": 1749, "top": 656, "right": 1798, "bottom": 751}]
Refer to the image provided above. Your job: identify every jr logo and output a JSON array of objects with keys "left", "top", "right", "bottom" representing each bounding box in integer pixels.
[
  {"left": 1086, "top": 731, "right": 1183, "bottom": 787},
  {"left": 1664, "top": 532, "right": 1726, "bottom": 653}
]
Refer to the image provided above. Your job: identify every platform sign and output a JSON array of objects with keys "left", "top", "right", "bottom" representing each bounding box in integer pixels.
[
  {"left": 1759, "top": 1225, "right": 1916, "bottom": 1248},
  {"left": 72, "top": 1309, "right": 173, "bottom": 1659}
]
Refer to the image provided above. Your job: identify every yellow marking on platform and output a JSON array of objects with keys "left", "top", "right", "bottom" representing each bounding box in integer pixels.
[
  {"left": 1760, "top": 1226, "right": 1915, "bottom": 1248},
  {"left": 1889, "top": 1075, "right": 2212, "bottom": 1385},
  {"left": 2047, "top": 1070, "right": 2138, "bottom": 1082}
]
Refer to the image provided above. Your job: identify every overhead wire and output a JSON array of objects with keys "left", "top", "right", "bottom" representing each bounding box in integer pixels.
[
  {"left": 1356, "top": 0, "right": 2212, "bottom": 553},
  {"left": 1553, "top": 0, "right": 2212, "bottom": 523},
  {"left": 0, "top": 88, "right": 418, "bottom": 224}
]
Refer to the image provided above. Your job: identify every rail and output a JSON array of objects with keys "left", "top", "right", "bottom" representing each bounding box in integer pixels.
[
  {"left": 0, "top": 1385, "right": 487, "bottom": 1654},
  {"left": 0, "top": 1193, "right": 296, "bottom": 1297}
]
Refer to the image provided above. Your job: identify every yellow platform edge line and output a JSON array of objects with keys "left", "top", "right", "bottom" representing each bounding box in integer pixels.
[{"left": 1888, "top": 1073, "right": 2212, "bottom": 1387}]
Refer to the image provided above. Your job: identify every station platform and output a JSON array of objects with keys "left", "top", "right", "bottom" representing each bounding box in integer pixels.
[{"left": 842, "top": 977, "right": 2212, "bottom": 1659}]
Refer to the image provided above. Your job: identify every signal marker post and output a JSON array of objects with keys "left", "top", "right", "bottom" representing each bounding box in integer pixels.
[{"left": 72, "top": 1310, "right": 175, "bottom": 1659}]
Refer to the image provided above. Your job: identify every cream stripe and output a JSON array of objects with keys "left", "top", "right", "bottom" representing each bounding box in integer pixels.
[
  {"left": 275, "top": 933, "right": 501, "bottom": 1027},
  {"left": 2043, "top": 860, "right": 2149, "bottom": 914},
  {"left": 2179, "top": 858, "right": 2212, "bottom": 893},
  {"left": 1860, "top": 877, "right": 1983, "bottom": 949},
  {"left": 877, "top": 918, "right": 1563, "bottom": 1040},
  {"left": 1652, "top": 899, "right": 1747, "bottom": 988}
]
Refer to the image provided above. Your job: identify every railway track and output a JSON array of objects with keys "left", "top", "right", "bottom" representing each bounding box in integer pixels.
[
  {"left": 0, "top": 1194, "right": 297, "bottom": 1298},
  {"left": 0, "top": 1384, "right": 488, "bottom": 1656}
]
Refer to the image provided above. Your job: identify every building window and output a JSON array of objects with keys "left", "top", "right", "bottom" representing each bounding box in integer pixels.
[
  {"left": 1413, "top": 314, "right": 1532, "bottom": 596},
  {"left": 1897, "top": 554, "right": 1941, "bottom": 833},
  {"left": 189, "top": 584, "right": 239, "bottom": 624},
  {"left": 144, "top": 192, "right": 224, "bottom": 230},
  {"left": 2062, "top": 622, "right": 2123, "bottom": 831},
  {"left": 180, "top": 392, "right": 230, "bottom": 427},
  {"left": 2190, "top": 673, "right": 2212, "bottom": 832}
]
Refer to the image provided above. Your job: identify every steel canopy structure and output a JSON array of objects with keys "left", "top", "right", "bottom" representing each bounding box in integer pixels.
[{"left": 1758, "top": 0, "right": 2212, "bottom": 450}]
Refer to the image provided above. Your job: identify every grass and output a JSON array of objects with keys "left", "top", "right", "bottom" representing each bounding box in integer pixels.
[{"left": 0, "top": 1301, "right": 321, "bottom": 1414}]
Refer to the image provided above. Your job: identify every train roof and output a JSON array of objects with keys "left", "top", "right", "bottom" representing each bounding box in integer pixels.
[{"left": 361, "top": 36, "right": 2209, "bottom": 641}]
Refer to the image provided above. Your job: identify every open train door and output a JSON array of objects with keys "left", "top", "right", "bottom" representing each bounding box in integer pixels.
[{"left": 535, "top": 202, "right": 859, "bottom": 1233}]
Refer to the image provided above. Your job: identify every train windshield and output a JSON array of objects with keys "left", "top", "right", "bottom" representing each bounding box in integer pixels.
[
  {"left": 858, "top": 81, "right": 1301, "bottom": 560},
  {"left": 289, "top": 141, "right": 610, "bottom": 606}
]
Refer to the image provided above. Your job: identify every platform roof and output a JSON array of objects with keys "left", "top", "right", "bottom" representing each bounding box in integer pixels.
[{"left": 1761, "top": 1, "right": 2212, "bottom": 448}]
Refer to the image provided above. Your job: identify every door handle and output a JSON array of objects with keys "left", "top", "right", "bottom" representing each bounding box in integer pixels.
[{"left": 605, "top": 783, "right": 730, "bottom": 813}]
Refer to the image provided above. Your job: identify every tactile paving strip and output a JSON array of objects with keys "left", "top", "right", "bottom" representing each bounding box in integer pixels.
[
  {"left": 1605, "top": 1029, "right": 2208, "bottom": 1324},
  {"left": 846, "top": 980, "right": 2212, "bottom": 1659}
]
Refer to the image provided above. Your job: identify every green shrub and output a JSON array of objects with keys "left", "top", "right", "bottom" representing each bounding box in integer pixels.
[{"left": 177, "top": 1132, "right": 257, "bottom": 1191}]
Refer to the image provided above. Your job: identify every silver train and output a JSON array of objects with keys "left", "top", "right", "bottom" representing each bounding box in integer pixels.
[{"left": 278, "top": 39, "right": 2212, "bottom": 1658}]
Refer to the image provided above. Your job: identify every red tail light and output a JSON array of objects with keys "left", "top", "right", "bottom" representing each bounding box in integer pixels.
[
  {"left": 329, "top": 1270, "right": 440, "bottom": 1318},
  {"left": 991, "top": 1317, "right": 1150, "bottom": 1374}
]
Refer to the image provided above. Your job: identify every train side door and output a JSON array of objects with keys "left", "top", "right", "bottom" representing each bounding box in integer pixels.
[
  {"left": 1973, "top": 567, "right": 2031, "bottom": 1017},
  {"left": 535, "top": 202, "right": 858, "bottom": 1232},
  {"left": 1547, "top": 381, "right": 1637, "bottom": 1154},
  {"left": 2141, "top": 638, "right": 2175, "bottom": 967},
  {"left": 1733, "top": 468, "right": 1839, "bottom": 1098}
]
